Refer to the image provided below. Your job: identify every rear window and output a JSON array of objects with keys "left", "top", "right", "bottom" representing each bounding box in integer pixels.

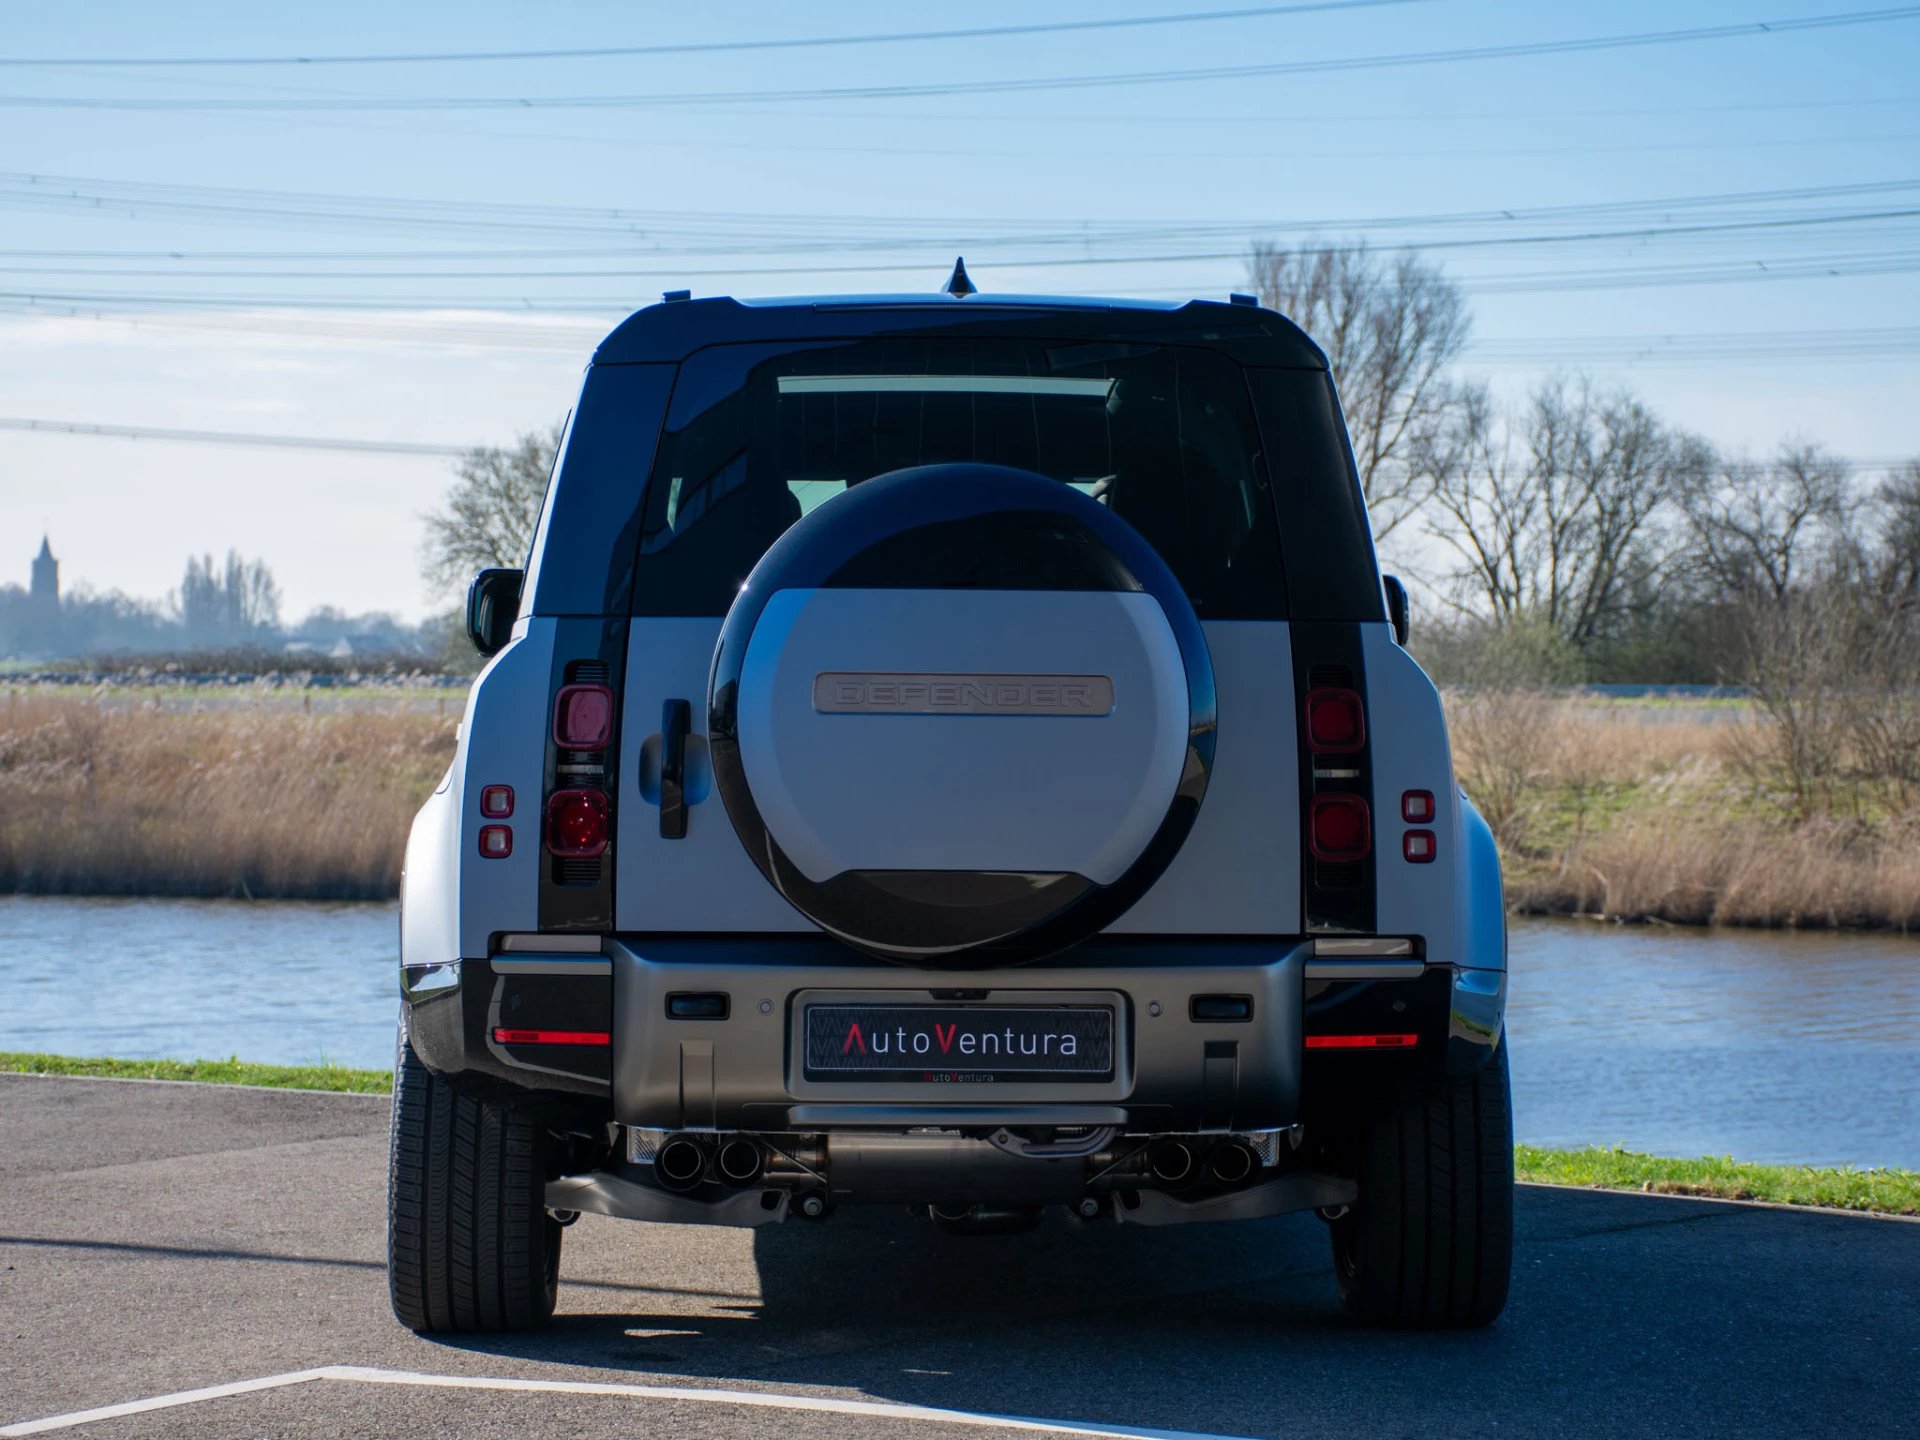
[{"left": 630, "top": 337, "right": 1284, "bottom": 618}]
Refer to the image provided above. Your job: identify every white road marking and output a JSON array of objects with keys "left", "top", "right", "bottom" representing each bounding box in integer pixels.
[
  {"left": 0, "top": 1368, "right": 333, "bottom": 1436},
  {"left": 2, "top": 1363, "right": 1258, "bottom": 1440},
  {"left": 326, "top": 1365, "right": 1251, "bottom": 1438}
]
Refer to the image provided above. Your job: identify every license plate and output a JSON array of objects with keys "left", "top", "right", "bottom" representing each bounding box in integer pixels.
[{"left": 802, "top": 1004, "right": 1115, "bottom": 1083}]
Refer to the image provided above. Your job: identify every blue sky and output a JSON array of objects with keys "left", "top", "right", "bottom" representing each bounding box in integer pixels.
[{"left": 1, "top": 0, "right": 1916, "bottom": 620}]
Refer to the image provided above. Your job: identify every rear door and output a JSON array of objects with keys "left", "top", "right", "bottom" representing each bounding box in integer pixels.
[{"left": 614, "top": 335, "right": 1305, "bottom": 938}]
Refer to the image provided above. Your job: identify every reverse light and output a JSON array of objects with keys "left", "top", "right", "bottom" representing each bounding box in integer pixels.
[
  {"left": 1308, "top": 794, "right": 1371, "bottom": 861},
  {"left": 1303, "top": 687, "right": 1365, "bottom": 753},
  {"left": 546, "top": 788, "right": 610, "bottom": 857},
  {"left": 553, "top": 684, "right": 615, "bottom": 750},
  {"left": 477, "top": 824, "right": 513, "bottom": 859},
  {"left": 1305, "top": 1033, "right": 1419, "bottom": 1050}
]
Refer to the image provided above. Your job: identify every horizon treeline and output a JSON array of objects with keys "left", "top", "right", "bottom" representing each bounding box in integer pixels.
[
  {"left": 0, "top": 546, "right": 451, "bottom": 666},
  {"left": 1245, "top": 239, "right": 1920, "bottom": 687}
]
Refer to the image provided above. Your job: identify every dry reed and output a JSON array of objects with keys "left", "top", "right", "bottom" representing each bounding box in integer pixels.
[
  {"left": 1453, "top": 691, "right": 1920, "bottom": 932},
  {"left": 0, "top": 690, "right": 455, "bottom": 900},
  {"left": 3, "top": 687, "right": 1914, "bottom": 929}
]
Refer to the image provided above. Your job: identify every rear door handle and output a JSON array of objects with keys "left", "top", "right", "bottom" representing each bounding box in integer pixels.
[{"left": 660, "top": 698, "right": 690, "bottom": 839}]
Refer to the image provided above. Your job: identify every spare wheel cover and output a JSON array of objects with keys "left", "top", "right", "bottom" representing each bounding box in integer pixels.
[{"left": 708, "top": 463, "right": 1215, "bottom": 966}]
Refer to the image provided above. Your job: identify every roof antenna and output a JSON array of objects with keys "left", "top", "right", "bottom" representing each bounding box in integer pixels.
[{"left": 944, "top": 256, "right": 977, "bottom": 297}]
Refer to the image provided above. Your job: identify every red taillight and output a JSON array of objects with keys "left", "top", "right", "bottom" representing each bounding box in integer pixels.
[
  {"left": 1309, "top": 794, "right": 1371, "bottom": 861},
  {"left": 492, "top": 1028, "right": 610, "bottom": 1047},
  {"left": 1401, "top": 789, "right": 1434, "bottom": 823},
  {"left": 479, "top": 784, "right": 514, "bottom": 818},
  {"left": 553, "top": 684, "right": 614, "bottom": 750},
  {"left": 1304, "top": 687, "right": 1365, "bottom": 753},
  {"left": 546, "top": 788, "right": 610, "bottom": 857},
  {"left": 477, "top": 824, "right": 513, "bottom": 859},
  {"left": 1403, "top": 829, "right": 1437, "bottom": 863},
  {"left": 1305, "top": 1033, "right": 1419, "bottom": 1050}
]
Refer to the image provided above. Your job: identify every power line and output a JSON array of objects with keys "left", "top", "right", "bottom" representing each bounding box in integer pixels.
[
  {"left": 20, "top": 123, "right": 1913, "bottom": 170},
  {"left": 2, "top": 208, "right": 1913, "bottom": 305},
  {"left": 1, "top": 412, "right": 1910, "bottom": 466},
  {"left": 0, "top": 1, "right": 1418, "bottom": 67},
  {"left": 7, "top": 235, "right": 1919, "bottom": 289},
  {"left": 0, "top": 416, "right": 466, "bottom": 456},
  {"left": 2, "top": 169, "right": 1913, "bottom": 251},
  {"left": 1465, "top": 327, "right": 1920, "bottom": 365},
  {"left": 701, "top": 93, "right": 1920, "bottom": 127},
  {"left": 14, "top": 296, "right": 1920, "bottom": 373},
  {"left": 4, "top": 7, "right": 1916, "bottom": 109}
]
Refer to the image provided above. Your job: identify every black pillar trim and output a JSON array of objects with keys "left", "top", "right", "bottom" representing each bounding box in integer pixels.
[{"left": 1289, "top": 620, "right": 1377, "bottom": 935}]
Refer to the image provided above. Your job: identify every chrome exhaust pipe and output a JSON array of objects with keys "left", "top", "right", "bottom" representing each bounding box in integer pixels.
[
  {"left": 1207, "top": 1141, "right": 1258, "bottom": 1186},
  {"left": 1146, "top": 1139, "right": 1195, "bottom": 1186},
  {"left": 655, "top": 1135, "right": 708, "bottom": 1191},
  {"left": 716, "top": 1138, "right": 765, "bottom": 1188}
]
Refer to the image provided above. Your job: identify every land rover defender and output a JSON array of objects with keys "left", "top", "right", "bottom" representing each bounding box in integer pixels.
[{"left": 389, "top": 280, "right": 1512, "bottom": 1334}]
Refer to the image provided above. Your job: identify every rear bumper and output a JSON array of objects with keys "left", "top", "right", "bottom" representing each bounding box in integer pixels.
[
  {"left": 608, "top": 936, "right": 1305, "bottom": 1133},
  {"left": 401, "top": 934, "right": 1503, "bottom": 1128}
]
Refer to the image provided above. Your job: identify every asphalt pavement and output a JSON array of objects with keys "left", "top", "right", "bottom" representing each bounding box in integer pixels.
[{"left": 1, "top": 1071, "right": 1916, "bottom": 1439}]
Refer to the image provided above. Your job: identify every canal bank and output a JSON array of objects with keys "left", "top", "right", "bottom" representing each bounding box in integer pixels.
[{"left": 2, "top": 897, "right": 1916, "bottom": 1169}]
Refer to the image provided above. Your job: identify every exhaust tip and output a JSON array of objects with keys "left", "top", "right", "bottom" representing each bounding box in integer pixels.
[
  {"left": 656, "top": 1136, "right": 708, "bottom": 1190},
  {"left": 716, "top": 1138, "right": 765, "bottom": 1187},
  {"left": 1207, "top": 1142, "right": 1257, "bottom": 1186},
  {"left": 1147, "top": 1139, "right": 1195, "bottom": 1185}
]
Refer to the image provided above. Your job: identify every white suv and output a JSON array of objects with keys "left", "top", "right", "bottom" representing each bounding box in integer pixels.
[{"left": 389, "top": 284, "right": 1513, "bottom": 1334}]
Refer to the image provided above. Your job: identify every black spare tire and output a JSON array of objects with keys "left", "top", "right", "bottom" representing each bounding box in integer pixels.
[{"left": 708, "top": 463, "right": 1215, "bottom": 966}]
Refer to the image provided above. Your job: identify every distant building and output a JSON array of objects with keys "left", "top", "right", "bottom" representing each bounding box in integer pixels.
[
  {"left": 30, "top": 535, "right": 58, "bottom": 621},
  {"left": 4, "top": 536, "right": 64, "bottom": 660}
]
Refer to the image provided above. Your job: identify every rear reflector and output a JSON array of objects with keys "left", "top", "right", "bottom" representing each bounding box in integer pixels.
[
  {"left": 1305, "top": 1033, "right": 1419, "bottom": 1050},
  {"left": 479, "top": 784, "right": 514, "bottom": 818},
  {"left": 1401, "top": 789, "right": 1434, "bottom": 823},
  {"left": 477, "top": 824, "right": 513, "bottom": 859},
  {"left": 1308, "top": 794, "right": 1371, "bottom": 861},
  {"left": 1403, "top": 829, "right": 1437, "bottom": 863},
  {"left": 553, "top": 684, "right": 614, "bottom": 750},
  {"left": 1303, "top": 687, "right": 1366, "bottom": 753},
  {"left": 492, "top": 1028, "right": 611, "bottom": 1047},
  {"left": 546, "top": 788, "right": 610, "bottom": 857}
]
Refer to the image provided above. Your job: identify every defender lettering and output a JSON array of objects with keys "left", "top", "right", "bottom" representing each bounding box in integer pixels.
[{"left": 813, "top": 672, "right": 1115, "bottom": 716}]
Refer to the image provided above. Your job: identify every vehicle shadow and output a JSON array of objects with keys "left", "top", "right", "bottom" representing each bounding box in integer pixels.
[
  {"left": 433, "top": 1206, "right": 1496, "bottom": 1438},
  {"left": 390, "top": 1187, "right": 1920, "bottom": 1438}
]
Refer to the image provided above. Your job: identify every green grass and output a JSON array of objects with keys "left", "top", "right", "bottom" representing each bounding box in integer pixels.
[
  {"left": 1516, "top": 1144, "right": 1920, "bottom": 1217},
  {"left": 0, "top": 1051, "right": 392, "bottom": 1094},
  {"left": 5, "top": 1054, "right": 1913, "bottom": 1215}
]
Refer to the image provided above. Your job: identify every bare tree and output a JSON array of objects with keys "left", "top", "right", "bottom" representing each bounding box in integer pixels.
[
  {"left": 1416, "top": 384, "right": 1533, "bottom": 622},
  {"left": 1419, "top": 376, "right": 1708, "bottom": 647},
  {"left": 1869, "top": 458, "right": 1920, "bottom": 605},
  {"left": 177, "top": 551, "right": 281, "bottom": 646},
  {"left": 423, "top": 423, "right": 562, "bottom": 595},
  {"left": 1246, "top": 240, "right": 1469, "bottom": 541},
  {"left": 1677, "top": 442, "right": 1854, "bottom": 606}
]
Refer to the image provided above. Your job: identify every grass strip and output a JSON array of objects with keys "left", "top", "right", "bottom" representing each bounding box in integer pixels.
[
  {"left": 0, "top": 1051, "right": 391, "bottom": 1094},
  {"left": 3, "top": 1055, "right": 1913, "bottom": 1214},
  {"left": 1516, "top": 1144, "right": 1920, "bottom": 1217}
]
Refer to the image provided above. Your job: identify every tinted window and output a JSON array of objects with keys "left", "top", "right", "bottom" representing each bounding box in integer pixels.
[
  {"left": 630, "top": 338, "right": 1284, "bottom": 618},
  {"left": 525, "top": 362, "right": 675, "bottom": 617}
]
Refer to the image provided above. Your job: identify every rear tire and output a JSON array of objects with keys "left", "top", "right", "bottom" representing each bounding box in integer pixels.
[
  {"left": 1329, "top": 1043, "right": 1514, "bottom": 1328},
  {"left": 387, "top": 1035, "right": 561, "bottom": 1334}
]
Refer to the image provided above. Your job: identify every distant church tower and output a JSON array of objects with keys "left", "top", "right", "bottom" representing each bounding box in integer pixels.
[{"left": 30, "top": 536, "right": 59, "bottom": 621}]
